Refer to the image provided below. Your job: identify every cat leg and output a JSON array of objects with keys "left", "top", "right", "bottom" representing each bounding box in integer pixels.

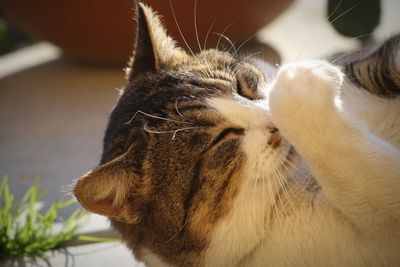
[
  {"left": 334, "top": 35, "right": 400, "bottom": 147},
  {"left": 339, "top": 83, "right": 400, "bottom": 149},
  {"left": 268, "top": 60, "right": 400, "bottom": 238}
]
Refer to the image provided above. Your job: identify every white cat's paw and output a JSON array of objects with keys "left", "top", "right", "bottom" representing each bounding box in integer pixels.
[{"left": 268, "top": 60, "right": 343, "bottom": 122}]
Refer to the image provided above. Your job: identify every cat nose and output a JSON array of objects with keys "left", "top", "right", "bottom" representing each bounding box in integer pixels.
[{"left": 268, "top": 127, "right": 282, "bottom": 148}]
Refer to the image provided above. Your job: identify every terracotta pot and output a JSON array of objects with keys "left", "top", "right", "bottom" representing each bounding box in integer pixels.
[{"left": 1, "top": 0, "right": 292, "bottom": 64}]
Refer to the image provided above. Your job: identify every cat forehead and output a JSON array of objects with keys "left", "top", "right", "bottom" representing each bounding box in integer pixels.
[
  {"left": 166, "top": 48, "right": 260, "bottom": 75},
  {"left": 125, "top": 53, "right": 264, "bottom": 91},
  {"left": 196, "top": 49, "right": 235, "bottom": 63}
]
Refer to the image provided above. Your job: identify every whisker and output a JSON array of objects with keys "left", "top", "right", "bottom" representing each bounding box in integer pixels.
[
  {"left": 252, "top": 163, "right": 261, "bottom": 195},
  {"left": 203, "top": 19, "right": 216, "bottom": 51},
  {"left": 350, "top": 33, "right": 372, "bottom": 43},
  {"left": 193, "top": 0, "right": 202, "bottom": 52},
  {"left": 251, "top": 172, "right": 257, "bottom": 221},
  {"left": 261, "top": 174, "right": 266, "bottom": 237},
  {"left": 329, "top": 4, "right": 360, "bottom": 26},
  {"left": 143, "top": 122, "right": 199, "bottom": 140},
  {"left": 170, "top": 0, "right": 215, "bottom": 80},
  {"left": 169, "top": 0, "right": 199, "bottom": 61},
  {"left": 326, "top": 0, "right": 343, "bottom": 21},
  {"left": 327, "top": 39, "right": 372, "bottom": 65},
  {"left": 241, "top": 160, "right": 255, "bottom": 194},
  {"left": 293, "top": 1, "right": 357, "bottom": 62},
  {"left": 273, "top": 170, "right": 298, "bottom": 218},
  {"left": 267, "top": 171, "right": 283, "bottom": 228},
  {"left": 196, "top": 18, "right": 217, "bottom": 79},
  {"left": 280, "top": 160, "right": 310, "bottom": 195},
  {"left": 214, "top": 32, "right": 237, "bottom": 54},
  {"left": 232, "top": 51, "right": 263, "bottom": 75},
  {"left": 165, "top": 216, "right": 191, "bottom": 243},
  {"left": 233, "top": 33, "right": 258, "bottom": 57},
  {"left": 282, "top": 158, "right": 307, "bottom": 178},
  {"left": 126, "top": 110, "right": 194, "bottom": 125},
  {"left": 271, "top": 171, "right": 290, "bottom": 218},
  {"left": 174, "top": 97, "right": 207, "bottom": 124},
  {"left": 215, "top": 23, "right": 235, "bottom": 50},
  {"left": 281, "top": 156, "right": 303, "bottom": 174}
]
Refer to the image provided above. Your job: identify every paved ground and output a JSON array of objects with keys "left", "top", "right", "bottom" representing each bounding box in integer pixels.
[{"left": 0, "top": 0, "right": 399, "bottom": 266}]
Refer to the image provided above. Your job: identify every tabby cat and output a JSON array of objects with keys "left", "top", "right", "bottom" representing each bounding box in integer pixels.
[{"left": 74, "top": 3, "right": 400, "bottom": 266}]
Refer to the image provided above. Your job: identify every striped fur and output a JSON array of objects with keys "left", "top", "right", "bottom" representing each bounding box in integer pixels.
[
  {"left": 74, "top": 3, "right": 400, "bottom": 266},
  {"left": 333, "top": 35, "right": 400, "bottom": 98}
]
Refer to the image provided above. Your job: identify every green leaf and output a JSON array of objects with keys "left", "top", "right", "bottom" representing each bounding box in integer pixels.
[
  {"left": 0, "top": 176, "right": 85, "bottom": 260},
  {"left": 77, "top": 235, "right": 119, "bottom": 243}
]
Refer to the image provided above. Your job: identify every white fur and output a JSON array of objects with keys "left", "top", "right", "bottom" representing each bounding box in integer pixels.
[
  {"left": 204, "top": 94, "right": 293, "bottom": 266},
  {"left": 140, "top": 248, "right": 174, "bottom": 267},
  {"left": 202, "top": 60, "right": 400, "bottom": 267},
  {"left": 340, "top": 77, "right": 400, "bottom": 148}
]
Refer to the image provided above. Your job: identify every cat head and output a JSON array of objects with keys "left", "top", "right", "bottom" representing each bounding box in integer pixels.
[{"left": 74, "top": 2, "right": 293, "bottom": 266}]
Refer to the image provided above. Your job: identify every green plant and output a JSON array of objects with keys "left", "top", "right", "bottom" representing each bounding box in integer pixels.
[{"left": 0, "top": 176, "right": 82, "bottom": 260}]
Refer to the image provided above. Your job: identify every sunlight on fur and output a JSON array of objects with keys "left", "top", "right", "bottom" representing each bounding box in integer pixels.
[{"left": 74, "top": 2, "right": 400, "bottom": 267}]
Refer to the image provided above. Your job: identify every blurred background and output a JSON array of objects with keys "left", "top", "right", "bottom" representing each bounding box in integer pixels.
[{"left": 0, "top": 0, "right": 399, "bottom": 265}]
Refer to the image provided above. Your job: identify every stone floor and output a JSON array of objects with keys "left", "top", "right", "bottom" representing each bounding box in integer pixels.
[{"left": 0, "top": 0, "right": 399, "bottom": 266}]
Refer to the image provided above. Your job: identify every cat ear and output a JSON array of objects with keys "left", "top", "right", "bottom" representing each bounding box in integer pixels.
[
  {"left": 126, "top": 2, "right": 187, "bottom": 81},
  {"left": 74, "top": 153, "right": 144, "bottom": 223}
]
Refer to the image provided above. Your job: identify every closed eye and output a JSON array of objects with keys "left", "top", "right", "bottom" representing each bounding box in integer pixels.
[{"left": 210, "top": 127, "right": 244, "bottom": 148}]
